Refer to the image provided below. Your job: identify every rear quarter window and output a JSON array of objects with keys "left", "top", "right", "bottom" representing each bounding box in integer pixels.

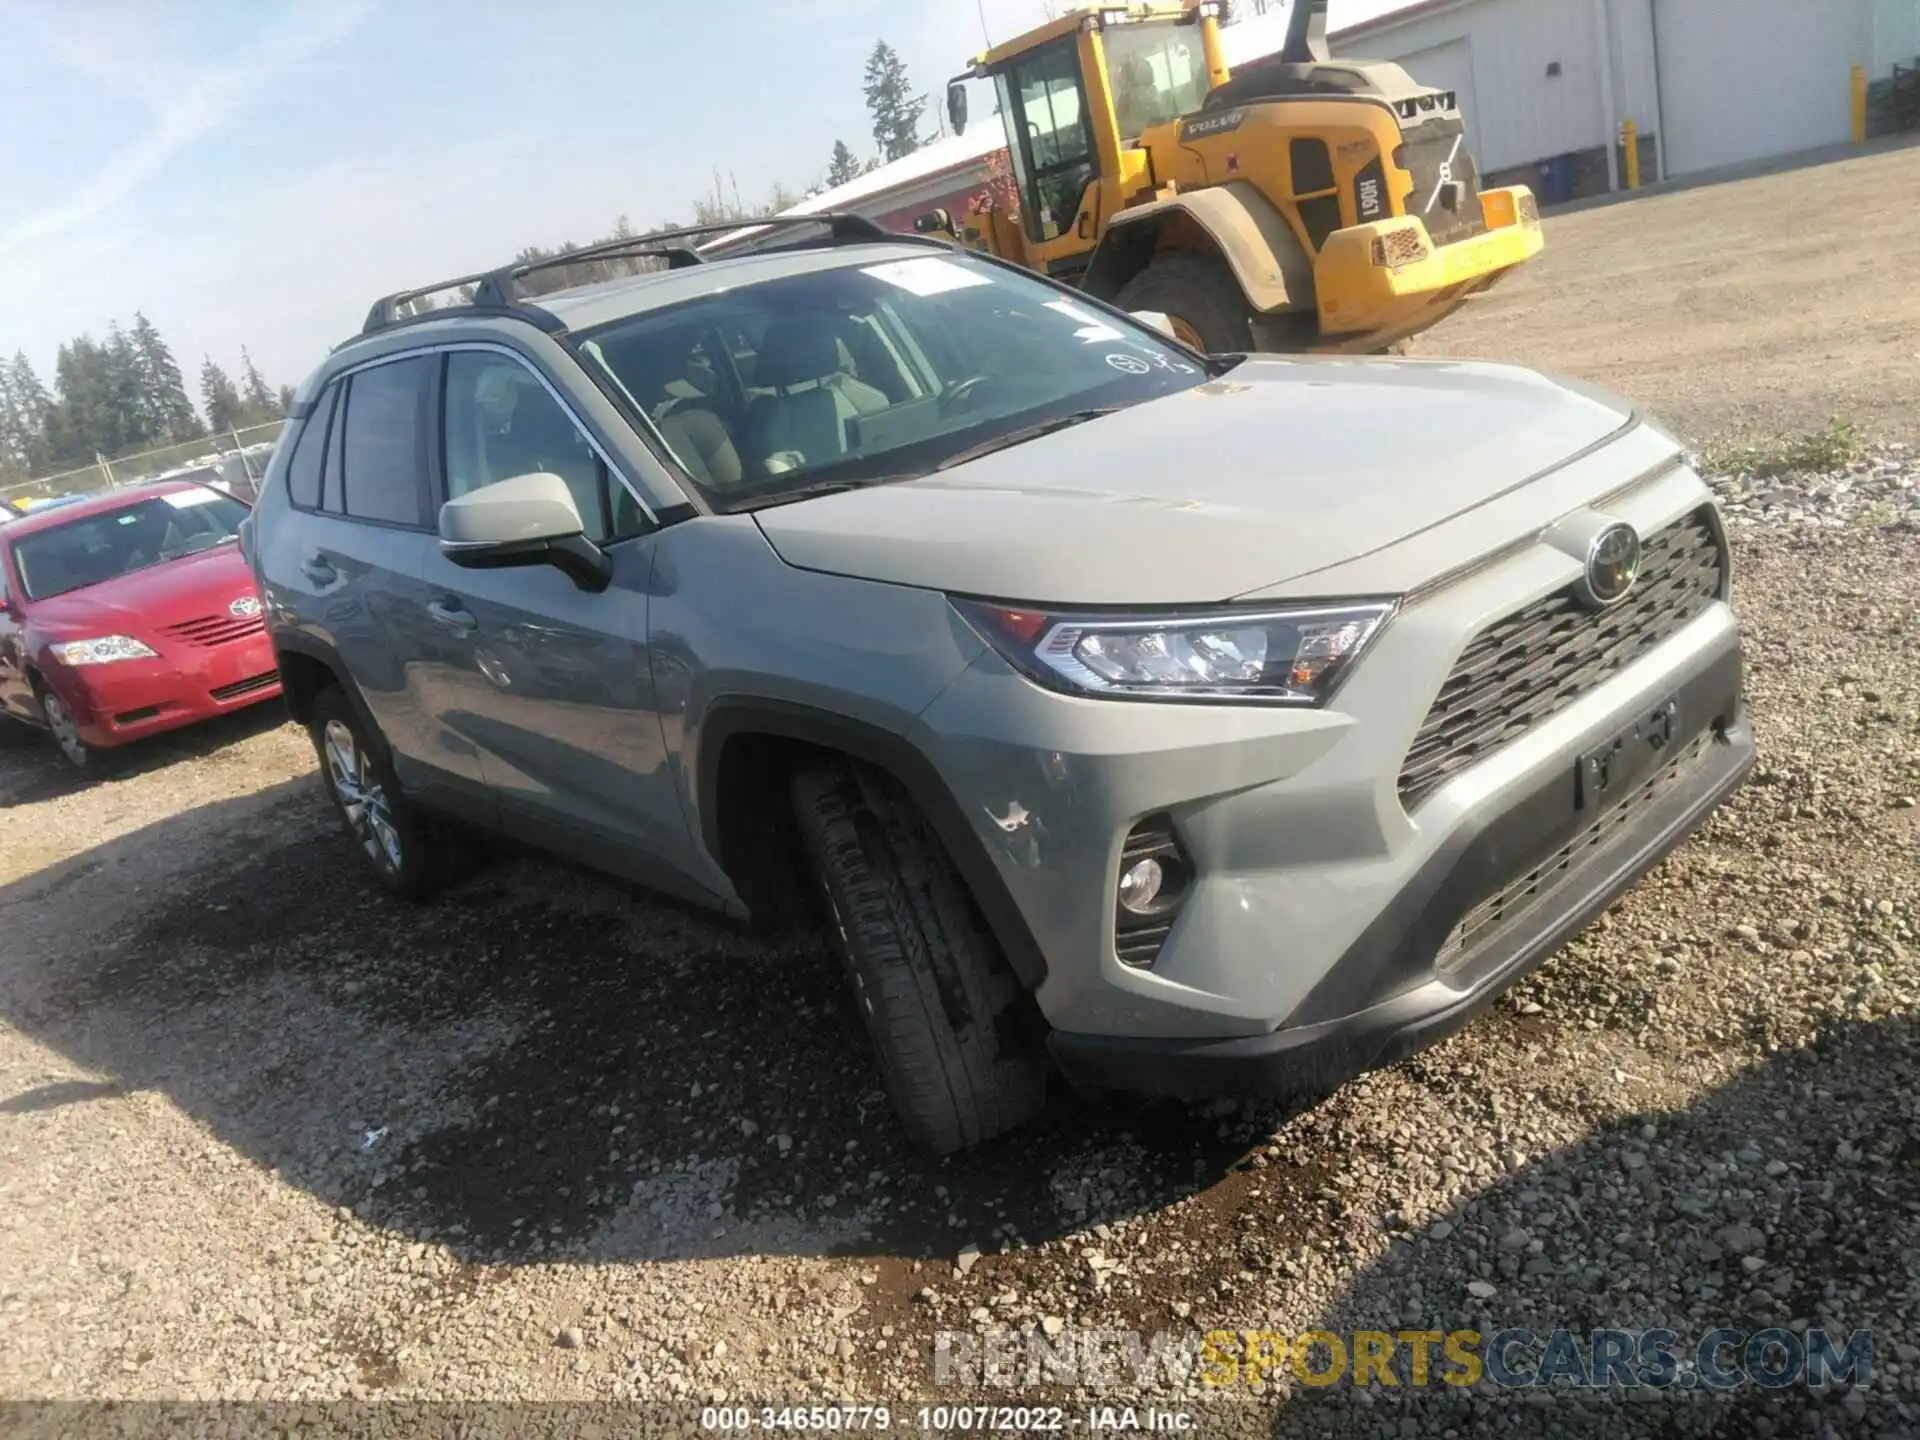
[{"left": 284, "top": 386, "right": 336, "bottom": 509}]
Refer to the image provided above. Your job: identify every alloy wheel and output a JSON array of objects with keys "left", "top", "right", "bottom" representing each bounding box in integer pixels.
[
  {"left": 323, "top": 719, "right": 402, "bottom": 874},
  {"left": 42, "top": 692, "right": 88, "bottom": 768}
]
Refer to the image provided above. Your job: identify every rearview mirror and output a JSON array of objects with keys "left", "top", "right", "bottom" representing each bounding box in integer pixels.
[
  {"left": 947, "top": 81, "right": 969, "bottom": 135},
  {"left": 1130, "top": 310, "right": 1179, "bottom": 341},
  {"left": 439, "top": 471, "right": 611, "bottom": 592}
]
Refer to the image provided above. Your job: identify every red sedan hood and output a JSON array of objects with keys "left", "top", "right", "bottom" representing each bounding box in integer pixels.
[{"left": 26, "top": 543, "right": 259, "bottom": 636}]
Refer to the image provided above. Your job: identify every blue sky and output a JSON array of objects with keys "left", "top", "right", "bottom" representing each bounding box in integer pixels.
[{"left": 0, "top": 0, "right": 1409, "bottom": 404}]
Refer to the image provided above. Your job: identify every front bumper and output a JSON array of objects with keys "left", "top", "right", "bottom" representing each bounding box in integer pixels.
[
  {"left": 1313, "top": 186, "right": 1544, "bottom": 344},
  {"left": 1049, "top": 693, "right": 1754, "bottom": 1100},
  {"left": 52, "top": 631, "right": 282, "bottom": 748}
]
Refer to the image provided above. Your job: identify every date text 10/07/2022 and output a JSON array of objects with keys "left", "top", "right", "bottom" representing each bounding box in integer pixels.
[{"left": 700, "top": 1406, "right": 1195, "bottom": 1432}]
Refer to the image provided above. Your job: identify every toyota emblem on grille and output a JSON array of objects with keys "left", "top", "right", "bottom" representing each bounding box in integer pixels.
[
  {"left": 229, "top": 595, "right": 263, "bottom": 618},
  {"left": 1579, "top": 523, "right": 1642, "bottom": 609}
]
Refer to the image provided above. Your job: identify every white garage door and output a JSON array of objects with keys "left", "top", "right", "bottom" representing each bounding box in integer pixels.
[
  {"left": 1393, "top": 38, "right": 1481, "bottom": 155},
  {"left": 1655, "top": 0, "right": 1868, "bottom": 176}
]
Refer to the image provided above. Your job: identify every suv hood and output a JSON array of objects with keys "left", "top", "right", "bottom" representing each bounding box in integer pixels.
[{"left": 752, "top": 357, "right": 1632, "bottom": 605}]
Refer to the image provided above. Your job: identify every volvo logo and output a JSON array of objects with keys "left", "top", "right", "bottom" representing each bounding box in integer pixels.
[
  {"left": 229, "top": 595, "right": 263, "bottom": 618},
  {"left": 1578, "top": 523, "right": 1642, "bottom": 609}
]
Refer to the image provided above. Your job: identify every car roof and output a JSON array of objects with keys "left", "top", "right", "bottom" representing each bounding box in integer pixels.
[
  {"left": 332, "top": 241, "right": 948, "bottom": 368},
  {"left": 533, "top": 241, "right": 937, "bottom": 332},
  {"left": 0, "top": 480, "right": 215, "bottom": 541}
]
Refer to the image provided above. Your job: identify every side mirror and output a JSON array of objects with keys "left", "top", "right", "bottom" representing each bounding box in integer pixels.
[
  {"left": 1130, "top": 310, "right": 1179, "bottom": 341},
  {"left": 947, "top": 81, "right": 969, "bottom": 135},
  {"left": 913, "top": 207, "right": 956, "bottom": 236},
  {"left": 439, "top": 471, "right": 611, "bottom": 592},
  {"left": 237, "top": 515, "right": 255, "bottom": 566}
]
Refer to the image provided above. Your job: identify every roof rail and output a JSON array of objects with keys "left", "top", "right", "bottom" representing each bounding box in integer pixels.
[{"left": 358, "top": 213, "right": 896, "bottom": 338}]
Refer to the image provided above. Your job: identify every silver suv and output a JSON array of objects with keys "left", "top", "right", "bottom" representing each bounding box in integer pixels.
[{"left": 249, "top": 217, "right": 1753, "bottom": 1154}]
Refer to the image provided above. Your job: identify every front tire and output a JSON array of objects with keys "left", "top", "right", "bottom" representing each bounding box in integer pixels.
[
  {"left": 35, "top": 683, "right": 97, "bottom": 771},
  {"left": 1115, "top": 253, "right": 1260, "bottom": 354},
  {"left": 792, "top": 759, "right": 1047, "bottom": 1155},
  {"left": 308, "top": 686, "right": 474, "bottom": 901}
]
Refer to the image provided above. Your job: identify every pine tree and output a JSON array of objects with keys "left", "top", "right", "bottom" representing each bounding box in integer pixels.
[
  {"left": 129, "top": 313, "right": 202, "bottom": 443},
  {"left": 45, "top": 337, "right": 129, "bottom": 467},
  {"left": 826, "top": 139, "right": 861, "bottom": 188},
  {"left": 277, "top": 384, "right": 297, "bottom": 416},
  {"left": 200, "top": 357, "right": 243, "bottom": 434},
  {"left": 238, "top": 347, "right": 278, "bottom": 425},
  {"left": 863, "top": 40, "right": 927, "bottom": 162},
  {"left": 102, "top": 324, "right": 150, "bottom": 452},
  {"left": 0, "top": 352, "right": 53, "bottom": 477}
]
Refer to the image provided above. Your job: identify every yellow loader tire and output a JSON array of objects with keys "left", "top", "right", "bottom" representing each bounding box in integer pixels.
[{"left": 1114, "top": 253, "right": 1257, "bottom": 355}]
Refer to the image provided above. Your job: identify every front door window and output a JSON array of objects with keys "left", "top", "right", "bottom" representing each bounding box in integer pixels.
[{"left": 1002, "top": 38, "right": 1097, "bottom": 245}]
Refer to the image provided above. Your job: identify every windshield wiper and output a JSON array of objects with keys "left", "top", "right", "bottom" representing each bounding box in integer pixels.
[
  {"left": 933, "top": 408, "right": 1119, "bottom": 473},
  {"left": 727, "top": 479, "right": 872, "bottom": 513}
]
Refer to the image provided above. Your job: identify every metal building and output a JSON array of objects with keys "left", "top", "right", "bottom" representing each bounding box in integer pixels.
[{"left": 1305, "top": 0, "right": 1920, "bottom": 195}]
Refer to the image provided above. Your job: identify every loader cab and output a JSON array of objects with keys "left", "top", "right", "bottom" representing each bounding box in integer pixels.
[
  {"left": 995, "top": 36, "right": 1100, "bottom": 248},
  {"left": 964, "top": 4, "right": 1226, "bottom": 271}
]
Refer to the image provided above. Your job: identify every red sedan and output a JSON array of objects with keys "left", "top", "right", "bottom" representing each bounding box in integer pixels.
[{"left": 0, "top": 480, "right": 281, "bottom": 769}]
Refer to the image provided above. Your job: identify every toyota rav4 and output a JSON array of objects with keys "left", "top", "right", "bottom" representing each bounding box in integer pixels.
[{"left": 247, "top": 217, "right": 1753, "bottom": 1154}]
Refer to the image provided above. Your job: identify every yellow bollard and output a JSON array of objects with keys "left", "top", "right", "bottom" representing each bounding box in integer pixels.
[
  {"left": 1622, "top": 119, "right": 1640, "bottom": 189},
  {"left": 1853, "top": 63, "right": 1869, "bottom": 144}
]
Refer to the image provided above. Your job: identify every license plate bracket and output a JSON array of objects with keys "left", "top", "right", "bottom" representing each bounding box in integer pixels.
[{"left": 1577, "top": 697, "right": 1679, "bottom": 810}]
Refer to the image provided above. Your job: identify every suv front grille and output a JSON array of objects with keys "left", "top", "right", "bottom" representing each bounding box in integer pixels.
[
  {"left": 163, "top": 613, "right": 264, "bottom": 648},
  {"left": 1398, "top": 509, "right": 1724, "bottom": 811},
  {"left": 1433, "top": 728, "right": 1714, "bottom": 976}
]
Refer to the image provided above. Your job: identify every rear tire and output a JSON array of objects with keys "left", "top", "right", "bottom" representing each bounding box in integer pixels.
[
  {"left": 308, "top": 686, "right": 479, "bottom": 901},
  {"left": 1115, "top": 253, "right": 1259, "bottom": 354},
  {"left": 792, "top": 759, "right": 1047, "bottom": 1155}
]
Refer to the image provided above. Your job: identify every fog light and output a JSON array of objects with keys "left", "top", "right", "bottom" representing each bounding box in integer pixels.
[{"left": 1118, "top": 857, "right": 1165, "bottom": 915}]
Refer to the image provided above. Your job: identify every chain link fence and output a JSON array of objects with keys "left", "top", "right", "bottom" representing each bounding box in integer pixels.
[{"left": 1, "top": 420, "right": 287, "bottom": 511}]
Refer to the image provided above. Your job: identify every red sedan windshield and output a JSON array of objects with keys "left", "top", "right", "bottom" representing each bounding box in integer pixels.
[{"left": 12, "top": 490, "right": 249, "bottom": 601}]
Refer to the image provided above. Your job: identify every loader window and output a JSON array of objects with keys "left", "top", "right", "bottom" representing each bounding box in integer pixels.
[
  {"left": 1000, "top": 39, "right": 1098, "bottom": 245},
  {"left": 1105, "top": 23, "right": 1208, "bottom": 140}
]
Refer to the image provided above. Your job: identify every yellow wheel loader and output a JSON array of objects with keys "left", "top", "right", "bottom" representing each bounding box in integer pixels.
[{"left": 926, "top": 0, "right": 1543, "bottom": 354}]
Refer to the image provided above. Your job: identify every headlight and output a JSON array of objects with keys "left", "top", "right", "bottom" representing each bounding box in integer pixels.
[
  {"left": 954, "top": 598, "right": 1395, "bottom": 705},
  {"left": 49, "top": 635, "right": 158, "bottom": 666}
]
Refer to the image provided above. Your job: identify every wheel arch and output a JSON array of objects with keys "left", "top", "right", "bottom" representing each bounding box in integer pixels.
[
  {"left": 697, "top": 697, "right": 1048, "bottom": 991},
  {"left": 270, "top": 630, "right": 378, "bottom": 739},
  {"left": 1081, "top": 181, "right": 1314, "bottom": 316}
]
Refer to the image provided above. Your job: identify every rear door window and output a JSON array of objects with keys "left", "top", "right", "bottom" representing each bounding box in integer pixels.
[{"left": 339, "top": 357, "right": 433, "bottom": 527}]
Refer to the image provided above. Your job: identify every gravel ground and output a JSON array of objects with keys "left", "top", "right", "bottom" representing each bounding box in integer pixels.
[
  {"left": 1434, "top": 140, "right": 1920, "bottom": 450},
  {"left": 2, "top": 449, "right": 1913, "bottom": 1436},
  {"left": 5, "top": 163, "right": 1920, "bottom": 1433}
]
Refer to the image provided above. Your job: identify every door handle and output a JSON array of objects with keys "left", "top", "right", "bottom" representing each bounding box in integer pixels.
[{"left": 427, "top": 600, "right": 477, "bottom": 635}]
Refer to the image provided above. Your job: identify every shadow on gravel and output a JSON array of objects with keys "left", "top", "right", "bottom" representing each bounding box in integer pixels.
[
  {"left": 0, "top": 779, "right": 1281, "bottom": 1271},
  {"left": 0, "top": 1079, "right": 127, "bottom": 1114},
  {"left": 0, "top": 702, "right": 288, "bottom": 808},
  {"left": 1270, "top": 1012, "right": 1917, "bottom": 1440}
]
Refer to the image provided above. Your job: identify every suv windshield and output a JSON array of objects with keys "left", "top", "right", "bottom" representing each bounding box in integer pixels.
[
  {"left": 576, "top": 251, "right": 1220, "bottom": 511},
  {"left": 12, "top": 489, "right": 248, "bottom": 600}
]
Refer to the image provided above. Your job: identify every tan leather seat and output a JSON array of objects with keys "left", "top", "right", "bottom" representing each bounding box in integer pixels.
[
  {"left": 656, "top": 405, "right": 744, "bottom": 488},
  {"left": 744, "top": 321, "right": 889, "bottom": 470}
]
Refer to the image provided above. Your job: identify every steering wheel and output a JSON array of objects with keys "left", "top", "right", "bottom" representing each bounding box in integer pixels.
[{"left": 939, "top": 375, "right": 995, "bottom": 416}]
